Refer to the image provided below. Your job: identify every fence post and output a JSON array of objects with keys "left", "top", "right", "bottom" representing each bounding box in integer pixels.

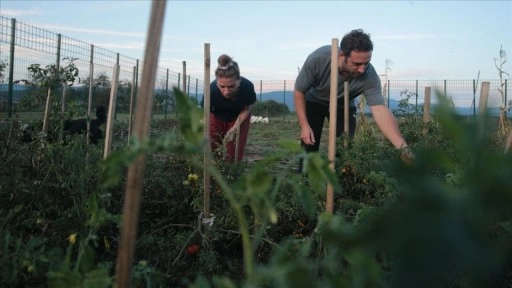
[
  {"left": 283, "top": 80, "right": 286, "bottom": 119},
  {"left": 387, "top": 79, "right": 390, "bottom": 107},
  {"left": 134, "top": 60, "right": 139, "bottom": 122},
  {"left": 259, "top": 80, "right": 262, "bottom": 102},
  {"left": 415, "top": 79, "right": 419, "bottom": 111},
  {"left": 7, "top": 18, "right": 16, "bottom": 118},
  {"left": 56, "top": 34, "right": 61, "bottom": 73},
  {"left": 128, "top": 65, "right": 136, "bottom": 145},
  {"left": 56, "top": 33, "right": 62, "bottom": 116},
  {"left": 115, "top": 53, "right": 120, "bottom": 120},
  {"left": 165, "top": 68, "right": 169, "bottom": 118},
  {"left": 177, "top": 73, "right": 181, "bottom": 91},
  {"left": 187, "top": 75, "right": 191, "bottom": 96},
  {"left": 195, "top": 78, "right": 198, "bottom": 102},
  {"left": 505, "top": 79, "right": 508, "bottom": 112},
  {"left": 87, "top": 45, "right": 94, "bottom": 144},
  {"left": 182, "top": 61, "right": 186, "bottom": 93},
  {"left": 473, "top": 79, "right": 477, "bottom": 117},
  {"left": 423, "top": 87, "right": 431, "bottom": 135}
]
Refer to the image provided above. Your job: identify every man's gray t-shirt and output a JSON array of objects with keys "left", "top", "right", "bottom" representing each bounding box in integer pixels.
[{"left": 295, "top": 45, "right": 384, "bottom": 107}]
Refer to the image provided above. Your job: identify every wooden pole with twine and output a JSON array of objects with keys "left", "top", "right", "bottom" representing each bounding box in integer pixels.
[
  {"left": 203, "top": 43, "right": 212, "bottom": 219},
  {"left": 115, "top": 1, "right": 166, "bottom": 287},
  {"left": 343, "top": 81, "right": 349, "bottom": 147},
  {"left": 103, "top": 63, "right": 119, "bottom": 159},
  {"left": 234, "top": 116, "right": 241, "bottom": 163},
  {"left": 326, "top": 38, "right": 338, "bottom": 214}
]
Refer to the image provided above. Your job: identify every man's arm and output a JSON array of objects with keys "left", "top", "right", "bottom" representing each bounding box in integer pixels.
[
  {"left": 294, "top": 90, "right": 315, "bottom": 145},
  {"left": 369, "top": 104, "right": 408, "bottom": 148}
]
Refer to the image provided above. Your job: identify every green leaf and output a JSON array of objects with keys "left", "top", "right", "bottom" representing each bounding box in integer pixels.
[
  {"left": 47, "top": 270, "right": 81, "bottom": 288},
  {"left": 83, "top": 267, "right": 112, "bottom": 288}
]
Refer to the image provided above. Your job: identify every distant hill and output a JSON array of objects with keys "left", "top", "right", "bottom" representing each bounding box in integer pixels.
[
  {"left": 256, "top": 90, "right": 501, "bottom": 117},
  {"left": 0, "top": 83, "right": 33, "bottom": 103},
  {"left": 257, "top": 90, "right": 402, "bottom": 112}
]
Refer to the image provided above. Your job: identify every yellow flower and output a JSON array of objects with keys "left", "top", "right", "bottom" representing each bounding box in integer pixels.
[
  {"left": 188, "top": 173, "right": 199, "bottom": 181},
  {"left": 183, "top": 180, "right": 190, "bottom": 186},
  {"left": 68, "top": 233, "right": 77, "bottom": 245}
]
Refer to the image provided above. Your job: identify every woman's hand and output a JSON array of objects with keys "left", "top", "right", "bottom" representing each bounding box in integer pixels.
[{"left": 224, "top": 127, "right": 237, "bottom": 143}]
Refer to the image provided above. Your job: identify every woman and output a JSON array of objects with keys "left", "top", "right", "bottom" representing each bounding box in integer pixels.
[{"left": 203, "top": 54, "right": 256, "bottom": 163}]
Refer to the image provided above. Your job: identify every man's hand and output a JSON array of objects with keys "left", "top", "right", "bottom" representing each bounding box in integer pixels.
[
  {"left": 400, "top": 146, "right": 415, "bottom": 164},
  {"left": 300, "top": 125, "right": 315, "bottom": 146}
]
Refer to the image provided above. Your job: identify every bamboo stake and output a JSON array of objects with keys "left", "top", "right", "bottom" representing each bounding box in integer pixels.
[
  {"left": 115, "top": 1, "right": 166, "bottom": 287},
  {"left": 326, "top": 38, "right": 338, "bottom": 214},
  {"left": 104, "top": 63, "right": 120, "bottom": 159},
  {"left": 505, "top": 131, "right": 512, "bottom": 153},
  {"left": 203, "top": 43, "right": 211, "bottom": 219},
  {"left": 42, "top": 87, "right": 52, "bottom": 134}
]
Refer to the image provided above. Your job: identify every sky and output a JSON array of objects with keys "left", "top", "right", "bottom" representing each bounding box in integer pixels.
[{"left": 1, "top": 0, "right": 511, "bottom": 82}]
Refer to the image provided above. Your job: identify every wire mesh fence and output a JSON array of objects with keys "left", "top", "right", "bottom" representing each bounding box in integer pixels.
[{"left": 1, "top": 16, "right": 510, "bottom": 120}]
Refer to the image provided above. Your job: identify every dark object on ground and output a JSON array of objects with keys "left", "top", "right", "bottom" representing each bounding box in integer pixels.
[{"left": 63, "top": 106, "right": 107, "bottom": 145}]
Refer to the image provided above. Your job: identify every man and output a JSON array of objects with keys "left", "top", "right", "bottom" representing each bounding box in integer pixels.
[{"left": 294, "top": 29, "right": 412, "bottom": 168}]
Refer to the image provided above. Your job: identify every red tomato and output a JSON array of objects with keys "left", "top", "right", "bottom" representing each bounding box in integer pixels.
[{"left": 186, "top": 244, "right": 200, "bottom": 255}]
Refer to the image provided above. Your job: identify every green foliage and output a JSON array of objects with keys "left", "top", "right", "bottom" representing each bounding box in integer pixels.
[
  {"left": 25, "top": 57, "right": 79, "bottom": 89},
  {"left": 251, "top": 99, "right": 290, "bottom": 117},
  {"left": 0, "top": 59, "right": 7, "bottom": 82},
  {"left": 2, "top": 89, "right": 512, "bottom": 287},
  {"left": 394, "top": 89, "right": 420, "bottom": 115},
  {"left": 15, "top": 58, "right": 80, "bottom": 111}
]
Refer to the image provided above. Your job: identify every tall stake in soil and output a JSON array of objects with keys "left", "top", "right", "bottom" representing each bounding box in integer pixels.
[
  {"left": 203, "top": 43, "right": 211, "bottom": 219},
  {"left": 115, "top": 1, "right": 166, "bottom": 287},
  {"left": 326, "top": 38, "right": 338, "bottom": 214}
]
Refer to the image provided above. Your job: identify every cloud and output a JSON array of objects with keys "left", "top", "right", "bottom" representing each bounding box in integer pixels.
[
  {"left": 377, "top": 34, "right": 436, "bottom": 40},
  {"left": 93, "top": 41, "right": 145, "bottom": 50},
  {"left": 1, "top": 9, "right": 42, "bottom": 17},
  {"left": 35, "top": 24, "right": 145, "bottom": 38}
]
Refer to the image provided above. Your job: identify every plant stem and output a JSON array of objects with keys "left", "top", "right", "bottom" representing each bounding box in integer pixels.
[{"left": 204, "top": 163, "right": 254, "bottom": 281}]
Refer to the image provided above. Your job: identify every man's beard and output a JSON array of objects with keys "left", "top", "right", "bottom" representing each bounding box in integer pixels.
[{"left": 339, "top": 69, "right": 362, "bottom": 79}]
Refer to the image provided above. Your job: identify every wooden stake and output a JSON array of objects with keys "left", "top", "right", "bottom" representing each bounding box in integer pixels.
[
  {"left": 235, "top": 116, "right": 241, "bottom": 163},
  {"left": 203, "top": 43, "right": 211, "bottom": 218},
  {"left": 42, "top": 87, "right": 52, "bottom": 134},
  {"left": 422, "top": 87, "right": 431, "bottom": 135},
  {"left": 505, "top": 131, "right": 512, "bottom": 153},
  {"left": 115, "top": 1, "right": 166, "bottom": 287},
  {"left": 326, "top": 38, "right": 338, "bottom": 214},
  {"left": 478, "top": 82, "right": 490, "bottom": 137},
  {"left": 343, "top": 81, "right": 349, "bottom": 147},
  {"left": 478, "top": 82, "right": 490, "bottom": 117},
  {"left": 104, "top": 64, "right": 120, "bottom": 159}
]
